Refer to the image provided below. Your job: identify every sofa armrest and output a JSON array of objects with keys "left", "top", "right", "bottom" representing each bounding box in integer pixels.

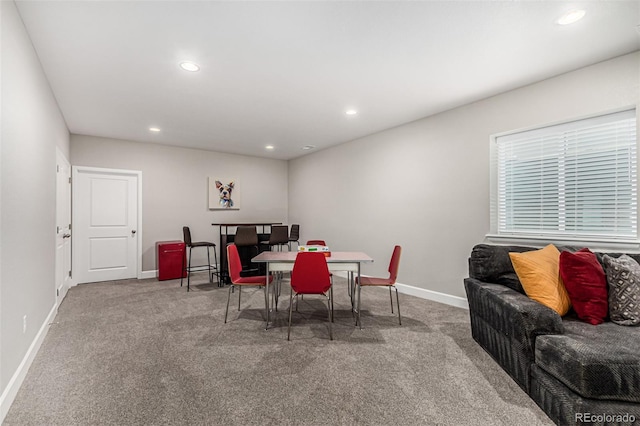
[{"left": 464, "top": 277, "right": 564, "bottom": 353}]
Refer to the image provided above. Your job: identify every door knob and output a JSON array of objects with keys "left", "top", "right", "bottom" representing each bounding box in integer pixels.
[
  {"left": 62, "top": 234, "right": 71, "bottom": 239},
  {"left": 131, "top": 230, "right": 137, "bottom": 235}
]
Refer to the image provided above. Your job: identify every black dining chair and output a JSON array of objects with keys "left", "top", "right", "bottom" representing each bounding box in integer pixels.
[
  {"left": 261, "top": 225, "right": 290, "bottom": 252},
  {"left": 288, "top": 224, "right": 300, "bottom": 250}
]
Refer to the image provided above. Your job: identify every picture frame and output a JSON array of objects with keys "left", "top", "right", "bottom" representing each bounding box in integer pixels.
[{"left": 209, "top": 178, "right": 240, "bottom": 210}]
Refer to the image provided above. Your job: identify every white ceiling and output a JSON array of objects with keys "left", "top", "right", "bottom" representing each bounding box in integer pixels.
[{"left": 15, "top": 1, "right": 640, "bottom": 160}]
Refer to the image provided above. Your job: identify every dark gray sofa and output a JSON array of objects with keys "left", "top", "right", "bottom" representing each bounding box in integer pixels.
[{"left": 464, "top": 244, "right": 640, "bottom": 426}]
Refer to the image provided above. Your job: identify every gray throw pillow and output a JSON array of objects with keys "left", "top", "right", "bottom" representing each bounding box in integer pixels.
[{"left": 602, "top": 254, "right": 640, "bottom": 326}]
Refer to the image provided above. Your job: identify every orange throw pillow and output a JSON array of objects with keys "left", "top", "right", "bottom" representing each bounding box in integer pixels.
[{"left": 509, "top": 244, "right": 571, "bottom": 315}]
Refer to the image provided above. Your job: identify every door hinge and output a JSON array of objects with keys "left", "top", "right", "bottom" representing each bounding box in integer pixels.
[
  {"left": 68, "top": 271, "right": 72, "bottom": 278},
  {"left": 57, "top": 165, "right": 60, "bottom": 173},
  {"left": 69, "top": 224, "right": 72, "bottom": 230},
  {"left": 68, "top": 177, "right": 71, "bottom": 184},
  {"left": 56, "top": 226, "right": 60, "bottom": 234}
]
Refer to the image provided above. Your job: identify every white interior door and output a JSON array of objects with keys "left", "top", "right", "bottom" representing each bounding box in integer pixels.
[
  {"left": 73, "top": 166, "right": 141, "bottom": 284},
  {"left": 56, "top": 149, "right": 72, "bottom": 303}
]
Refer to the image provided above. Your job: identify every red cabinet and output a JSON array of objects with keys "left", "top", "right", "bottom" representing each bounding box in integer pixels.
[{"left": 157, "top": 241, "right": 187, "bottom": 281}]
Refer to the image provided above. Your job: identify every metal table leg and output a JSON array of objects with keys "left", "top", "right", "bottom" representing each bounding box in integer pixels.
[{"left": 265, "top": 262, "right": 271, "bottom": 330}]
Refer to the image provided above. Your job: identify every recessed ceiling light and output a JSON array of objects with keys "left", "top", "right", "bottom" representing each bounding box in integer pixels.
[
  {"left": 265, "top": 145, "right": 274, "bottom": 150},
  {"left": 302, "top": 145, "right": 316, "bottom": 150},
  {"left": 179, "top": 61, "right": 200, "bottom": 72},
  {"left": 345, "top": 109, "right": 358, "bottom": 116},
  {"left": 557, "top": 9, "right": 586, "bottom": 25},
  {"left": 149, "top": 127, "right": 161, "bottom": 133}
]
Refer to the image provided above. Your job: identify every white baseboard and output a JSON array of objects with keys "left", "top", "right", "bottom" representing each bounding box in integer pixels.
[
  {"left": 395, "top": 283, "right": 468, "bottom": 310},
  {"left": 140, "top": 270, "right": 157, "bottom": 280},
  {"left": 0, "top": 303, "right": 57, "bottom": 423},
  {"left": 144, "top": 270, "right": 468, "bottom": 309},
  {"left": 331, "top": 272, "right": 468, "bottom": 310},
  {"left": 140, "top": 266, "right": 220, "bottom": 281}
]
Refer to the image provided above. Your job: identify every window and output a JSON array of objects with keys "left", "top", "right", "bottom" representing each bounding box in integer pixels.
[{"left": 490, "top": 109, "right": 638, "bottom": 245}]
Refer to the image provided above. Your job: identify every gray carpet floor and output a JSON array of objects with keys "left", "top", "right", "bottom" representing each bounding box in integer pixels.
[{"left": 4, "top": 274, "right": 554, "bottom": 425}]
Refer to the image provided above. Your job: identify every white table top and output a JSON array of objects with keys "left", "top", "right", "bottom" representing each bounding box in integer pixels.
[{"left": 252, "top": 251, "right": 373, "bottom": 263}]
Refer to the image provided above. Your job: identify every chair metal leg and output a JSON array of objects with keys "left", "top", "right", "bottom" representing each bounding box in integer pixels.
[
  {"left": 348, "top": 272, "right": 355, "bottom": 310},
  {"left": 224, "top": 285, "right": 233, "bottom": 323},
  {"left": 330, "top": 286, "right": 334, "bottom": 322},
  {"left": 273, "top": 280, "right": 278, "bottom": 312},
  {"left": 357, "top": 281, "right": 362, "bottom": 330},
  {"left": 288, "top": 290, "right": 334, "bottom": 341},
  {"left": 213, "top": 245, "right": 221, "bottom": 286},
  {"left": 263, "top": 284, "right": 269, "bottom": 325},
  {"left": 180, "top": 246, "right": 186, "bottom": 287},
  {"left": 389, "top": 286, "right": 394, "bottom": 313},
  {"left": 187, "top": 247, "right": 192, "bottom": 292},
  {"left": 287, "top": 288, "right": 295, "bottom": 341},
  {"left": 327, "top": 293, "right": 333, "bottom": 340},
  {"left": 395, "top": 287, "right": 402, "bottom": 325},
  {"left": 206, "top": 247, "right": 212, "bottom": 283},
  {"left": 238, "top": 286, "right": 241, "bottom": 310}
]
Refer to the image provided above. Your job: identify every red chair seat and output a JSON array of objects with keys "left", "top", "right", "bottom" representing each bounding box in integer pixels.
[
  {"left": 233, "top": 275, "right": 273, "bottom": 285},
  {"left": 357, "top": 276, "right": 394, "bottom": 286}
]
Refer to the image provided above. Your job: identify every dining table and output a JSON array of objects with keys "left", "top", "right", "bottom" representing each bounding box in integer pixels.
[{"left": 251, "top": 250, "right": 374, "bottom": 328}]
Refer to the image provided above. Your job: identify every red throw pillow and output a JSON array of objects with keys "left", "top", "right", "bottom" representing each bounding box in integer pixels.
[{"left": 559, "top": 249, "right": 608, "bottom": 325}]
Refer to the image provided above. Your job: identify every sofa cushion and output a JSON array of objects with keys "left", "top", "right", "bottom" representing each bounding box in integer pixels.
[
  {"left": 468, "top": 244, "right": 535, "bottom": 293},
  {"left": 602, "top": 254, "right": 640, "bottom": 326},
  {"left": 535, "top": 318, "right": 640, "bottom": 403},
  {"left": 559, "top": 248, "right": 608, "bottom": 325},
  {"left": 509, "top": 244, "right": 571, "bottom": 316}
]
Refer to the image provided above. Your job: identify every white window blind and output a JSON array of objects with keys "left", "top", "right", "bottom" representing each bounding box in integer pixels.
[{"left": 492, "top": 109, "right": 637, "bottom": 242}]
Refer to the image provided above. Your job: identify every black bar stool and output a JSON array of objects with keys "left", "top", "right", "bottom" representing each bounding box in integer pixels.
[{"left": 181, "top": 226, "right": 219, "bottom": 291}]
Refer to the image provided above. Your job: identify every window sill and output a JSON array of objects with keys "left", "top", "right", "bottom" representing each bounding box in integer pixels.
[{"left": 485, "top": 234, "right": 640, "bottom": 253}]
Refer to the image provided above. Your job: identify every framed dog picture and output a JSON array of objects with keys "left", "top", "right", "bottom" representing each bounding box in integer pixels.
[{"left": 208, "top": 178, "right": 240, "bottom": 210}]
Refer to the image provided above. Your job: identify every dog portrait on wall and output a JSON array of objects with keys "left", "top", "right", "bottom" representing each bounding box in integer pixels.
[{"left": 208, "top": 178, "right": 240, "bottom": 210}]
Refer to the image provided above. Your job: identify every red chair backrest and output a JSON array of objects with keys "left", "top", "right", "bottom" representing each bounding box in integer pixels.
[
  {"left": 290, "top": 252, "right": 331, "bottom": 294},
  {"left": 388, "top": 245, "right": 402, "bottom": 283},
  {"left": 227, "top": 244, "right": 243, "bottom": 283},
  {"left": 306, "top": 240, "right": 326, "bottom": 246}
]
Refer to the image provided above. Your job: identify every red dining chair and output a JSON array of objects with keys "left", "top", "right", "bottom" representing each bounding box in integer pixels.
[
  {"left": 225, "top": 244, "right": 273, "bottom": 325},
  {"left": 303, "top": 240, "right": 334, "bottom": 304},
  {"left": 356, "top": 245, "right": 402, "bottom": 328},
  {"left": 288, "top": 252, "right": 333, "bottom": 341}
]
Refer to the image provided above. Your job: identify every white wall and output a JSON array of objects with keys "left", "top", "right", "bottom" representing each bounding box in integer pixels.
[
  {"left": 70, "top": 135, "right": 289, "bottom": 272},
  {"left": 1, "top": 0, "right": 70, "bottom": 418},
  {"left": 289, "top": 52, "right": 640, "bottom": 300}
]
